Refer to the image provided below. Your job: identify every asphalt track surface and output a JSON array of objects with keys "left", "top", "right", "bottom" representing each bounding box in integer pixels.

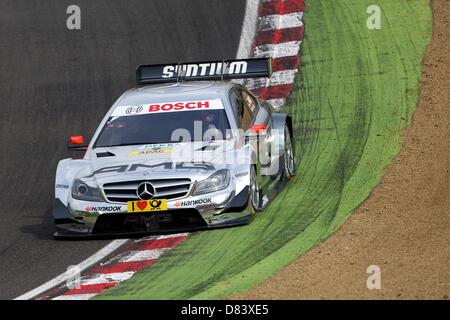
[{"left": 0, "top": 0, "right": 245, "bottom": 299}]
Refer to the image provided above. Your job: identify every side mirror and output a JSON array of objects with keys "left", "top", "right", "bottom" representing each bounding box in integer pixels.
[
  {"left": 67, "top": 135, "right": 89, "bottom": 151},
  {"left": 245, "top": 124, "right": 268, "bottom": 143},
  {"left": 250, "top": 124, "right": 267, "bottom": 133}
]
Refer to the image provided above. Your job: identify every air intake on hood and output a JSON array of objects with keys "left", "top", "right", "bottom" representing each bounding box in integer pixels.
[
  {"left": 96, "top": 151, "right": 116, "bottom": 158},
  {"left": 196, "top": 145, "right": 220, "bottom": 151}
]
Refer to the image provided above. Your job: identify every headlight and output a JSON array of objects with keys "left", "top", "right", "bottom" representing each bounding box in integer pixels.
[
  {"left": 193, "top": 169, "right": 231, "bottom": 195},
  {"left": 71, "top": 179, "right": 103, "bottom": 201}
]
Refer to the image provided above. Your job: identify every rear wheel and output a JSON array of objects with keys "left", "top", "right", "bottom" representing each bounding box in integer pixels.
[
  {"left": 284, "top": 125, "right": 296, "bottom": 179},
  {"left": 249, "top": 165, "right": 260, "bottom": 212}
]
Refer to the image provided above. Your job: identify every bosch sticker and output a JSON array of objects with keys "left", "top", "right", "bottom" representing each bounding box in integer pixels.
[{"left": 112, "top": 99, "right": 223, "bottom": 117}]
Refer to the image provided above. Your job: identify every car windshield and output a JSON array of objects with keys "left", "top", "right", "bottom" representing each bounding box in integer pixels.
[{"left": 94, "top": 109, "right": 231, "bottom": 148}]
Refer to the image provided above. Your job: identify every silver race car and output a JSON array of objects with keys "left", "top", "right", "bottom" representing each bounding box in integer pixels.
[{"left": 53, "top": 58, "right": 296, "bottom": 237}]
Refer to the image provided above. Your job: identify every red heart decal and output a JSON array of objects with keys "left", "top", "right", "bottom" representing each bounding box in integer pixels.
[{"left": 137, "top": 201, "right": 148, "bottom": 211}]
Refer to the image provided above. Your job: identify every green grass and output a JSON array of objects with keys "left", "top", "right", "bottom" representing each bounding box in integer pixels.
[{"left": 97, "top": 0, "right": 431, "bottom": 299}]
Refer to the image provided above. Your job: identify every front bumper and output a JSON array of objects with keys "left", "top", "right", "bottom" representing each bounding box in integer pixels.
[{"left": 53, "top": 186, "right": 253, "bottom": 238}]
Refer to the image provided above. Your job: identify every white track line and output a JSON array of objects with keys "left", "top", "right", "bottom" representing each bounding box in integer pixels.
[
  {"left": 14, "top": 239, "right": 128, "bottom": 300},
  {"left": 236, "top": 0, "right": 261, "bottom": 59},
  {"left": 234, "top": 0, "right": 261, "bottom": 86}
]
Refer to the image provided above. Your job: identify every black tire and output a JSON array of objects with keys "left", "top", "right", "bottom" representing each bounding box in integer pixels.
[
  {"left": 284, "top": 125, "right": 296, "bottom": 179},
  {"left": 249, "top": 165, "right": 261, "bottom": 212}
]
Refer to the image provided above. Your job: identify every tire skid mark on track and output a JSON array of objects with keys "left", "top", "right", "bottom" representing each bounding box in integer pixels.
[{"left": 32, "top": 233, "right": 188, "bottom": 300}]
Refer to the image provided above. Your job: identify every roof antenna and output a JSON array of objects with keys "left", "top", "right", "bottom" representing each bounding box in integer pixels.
[
  {"left": 176, "top": 62, "right": 184, "bottom": 84},
  {"left": 221, "top": 59, "right": 229, "bottom": 82}
]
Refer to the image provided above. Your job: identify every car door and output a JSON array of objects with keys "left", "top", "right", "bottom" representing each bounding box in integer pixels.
[
  {"left": 241, "top": 89, "right": 275, "bottom": 169},
  {"left": 241, "top": 89, "right": 279, "bottom": 200}
]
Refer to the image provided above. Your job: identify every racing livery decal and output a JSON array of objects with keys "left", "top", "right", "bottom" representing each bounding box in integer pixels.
[
  {"left": 174, "top": 198, "right": 212, "bottom": 207},
  {"left": 85, "top": 206, "right": 123, "bottom": 212},
  {"left": 112, "top": 99, "right": 224, "bottom": 116}
]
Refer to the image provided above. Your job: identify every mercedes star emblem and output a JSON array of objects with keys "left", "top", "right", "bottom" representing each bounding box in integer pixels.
[{"left": 137, "top": 182, "right": 155, "bottom": 200}]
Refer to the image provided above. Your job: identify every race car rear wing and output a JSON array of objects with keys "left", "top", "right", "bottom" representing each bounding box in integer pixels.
[{"left": 136, "top": 58, "right": 272, "bottom": 85}]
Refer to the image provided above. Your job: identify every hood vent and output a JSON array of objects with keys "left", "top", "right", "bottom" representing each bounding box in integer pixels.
[
  {"left": 196, "top": 145, "right": 220, "bottom": 151},
  {"left": 96, "top": 151, "right": 116, "bottom": 158}
]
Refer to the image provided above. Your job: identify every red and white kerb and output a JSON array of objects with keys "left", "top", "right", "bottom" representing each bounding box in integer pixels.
[
  {"left": 246, "top": 0, "right": 305, "bottom": 109},
  {"left": 33, "top": 233, "right": 188, "bottom": 300}
]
